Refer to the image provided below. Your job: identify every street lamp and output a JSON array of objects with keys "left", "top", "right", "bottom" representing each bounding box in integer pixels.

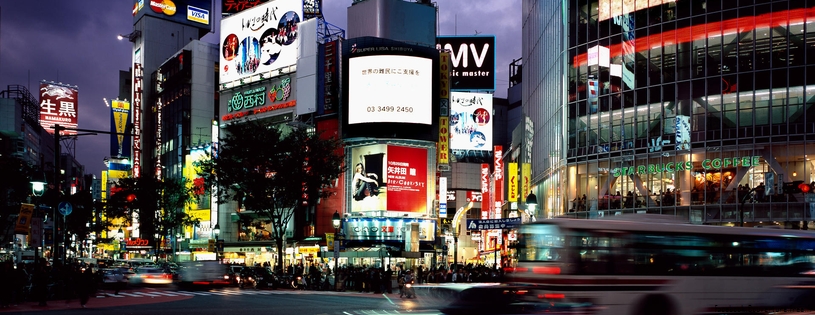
[
  {"left": 31, "top": 172, "right": 47, "bottom": 198},
  {"left": 525, "top": 192, "right": 538, "bottom": 221},
  {"left": 332, "top": 211, "right": 341, "bottom": 291},
  {"left": 117, "top": 228, "right": 125, "bottom": 259},
  {"left": 213, "top": 224, "right": 221, "bottom": 262},
  {"left": 117, "top": 30, "right": 141, "bottom": 42}
]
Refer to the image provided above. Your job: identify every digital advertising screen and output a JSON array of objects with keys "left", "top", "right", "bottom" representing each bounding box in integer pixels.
[
  {"left": 449, "top": 92, "right": 492, "bottom": 151},
  {"left": 348, "top": 55, "right": 432, "bottom": 125},
  {"left": 219, "top": 0, "right": 303, "bottom": 84},
  {"left": 349, "top": 144, "right": 429, "bottom": 213}
]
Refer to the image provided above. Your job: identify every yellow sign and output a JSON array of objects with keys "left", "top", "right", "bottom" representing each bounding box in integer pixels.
[
  {"left": 326, "top": 233, "right": 335, "bottom": 251},
  {"left": 188, "top": 209, "right": 210, "bottom": 221},
  {"left": 508, "top": 163, "right": 519, "bottom": 202},
  {"left": 438, "top": 117, "right": 449, "bottom": 165},
  {"left": 15, "top": 204, "right": 34, "bottom": 234},
  {"left": 439, "top": 52, "right": 450, "bottom": 100},
  {"left": 522, "top": 163, "right": 531, "bottom": 202},
  {"left": 298, "top": 247, "right": 319, "bottom": 254}
]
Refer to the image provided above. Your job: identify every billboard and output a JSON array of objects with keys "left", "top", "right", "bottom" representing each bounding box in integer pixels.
[
  {"left": 219, "top": 75, "right": 297, "bottom": 122},
  {"left": 343, "top": 218, "right": 436, "bottom": 242},
  {"left": 450, "top": 92, "right": 492, "bottom": 151},
  {"left": 39, "top": 82, "right": 78, "bottom": 136},
  {"left": 133, "top": 0, "right": 212, "bottom": 30},
  {"left": 222, "top": 0, "right": 271, "bottom": 15},
  {"left": 318, "top": 39, "right": 340, "bottom": 115},
  {"left": 436, "top": 36, "right": 496, "bottom": 91},
  {"left": 349, "top": 144, "right": 429, "bottom": 213},
  {"left": 219, "top": 0, "right": 303, "bottom": 84},
  {"left": 348, "top": 55, "right": 433, "bottom": 125},
  {"left": 110, "top": 100, "right": 132, "bottom": 158}
]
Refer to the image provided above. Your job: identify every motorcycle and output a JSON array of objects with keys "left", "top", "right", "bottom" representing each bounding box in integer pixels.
[{"left": 402, "top": 280, "right": 416, "bottom": 299}]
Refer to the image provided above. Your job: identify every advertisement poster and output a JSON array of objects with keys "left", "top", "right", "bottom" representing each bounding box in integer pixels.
[
  {"left": 436, "top": 36, "right": 496, "bottom": 91},
  {"left": 508, "top": 162, "right": 518, "bottom": 202},
  {"left": 450, "top": 92, "right": 492, "bottom": 151},
  {"left": 110, "top": 100, "right": 132, "bottom": 158},
  {"left": 39, "top": 82, "right": 79, "bottom": 136},
  {"left": 220, "top": 0, "right": 302, "bottom": 84},
  {"left": 350, "top": 144, "right": 428, "bottom": 212},
  {"left": 675, "top": 115, "right": 691, "bottom": 150}
]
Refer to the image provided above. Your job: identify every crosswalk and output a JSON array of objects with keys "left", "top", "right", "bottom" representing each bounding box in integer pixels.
[{"left": 96, "top": 288, "right": 360, "bottom": 298}]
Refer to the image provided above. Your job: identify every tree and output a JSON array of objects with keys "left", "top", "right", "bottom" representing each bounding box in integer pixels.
[
  {"left": 0, "top": 155, "right": 40, "bottom": 244},
  {"left": 104, "top": 176, "right": 199, "bottom": 255},
  {"left": 196, "top": 120, "right": 344, "bottom": 272}
]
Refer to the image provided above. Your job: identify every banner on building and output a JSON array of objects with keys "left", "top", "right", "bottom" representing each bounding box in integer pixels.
[
  {"left": 110, "top": 100, "right": 132, "bottom": 158},
  {"left": 439, "top": 177, "right": 448, "bottom": 218},
  {"left": 494, "top": 146, "right": 503, "bottom": 210},
  {"left": 508, "top": 162, "right": 519, "bottom": 202},
  {"left": 522, "top": 163, "right": 531, "bottom": 202},
  {"left": 438, "top": 117, "right": 449, "bottom": 165},
  {"left": 481, "top": 163, "right": 490, "bottom": 219}
]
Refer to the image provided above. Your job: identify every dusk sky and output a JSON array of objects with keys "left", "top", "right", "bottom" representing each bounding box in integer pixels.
[{"left": 0, "top": 0, "right": 521, "bottom": 177}]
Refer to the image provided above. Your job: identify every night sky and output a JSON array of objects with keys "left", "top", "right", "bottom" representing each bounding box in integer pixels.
[{"left": 0, "top": 0, "right": 520, "bottom": 177}]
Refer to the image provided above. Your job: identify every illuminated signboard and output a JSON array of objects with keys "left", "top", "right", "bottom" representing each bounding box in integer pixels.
[
  {"left": 436, "top": 35, "right": 496, "bottom": 91},
  {"left": 343, "top": 218, "right": 436, "bottom": 242},
  {"left": 133, "top": 63, "right": 143, "bottom": 178},
  {"left": 39, "top": 82, "right": 79, "bottom": 136},
  {"left": 219, "top": 0, "right": 303, "bottom": 84},
  {"left": 110, "top": 100, "right": 132, "bottom": 158},
  {"left": 219, "top": 76, "right": 297, "bottom": 122},
  {"left": 349, "top": 144, "right": 430, "bottom": 213},
  {"left": 449, "top": 92, "right": 492, "bottom": 151},
  {"left": 611, "top": 156, "right": 761, "bottom": 177},
  {"left": 348, "top": 55, "right": 432, "bottom": 125},
  {"left": 222, "top": 0, "right": 271, "bottom": 15},
  {"left": 133, "top": 0, "right": 211, "bottom": 30}
]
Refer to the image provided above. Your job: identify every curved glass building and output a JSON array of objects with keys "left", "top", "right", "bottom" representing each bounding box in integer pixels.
[{"left": 525, "top": 0, "right": 815, "bottom": 225}]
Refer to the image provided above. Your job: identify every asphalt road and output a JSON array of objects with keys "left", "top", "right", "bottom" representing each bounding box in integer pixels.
[{"left": 0, "top": 286, "right": 441, "bottom": 315}]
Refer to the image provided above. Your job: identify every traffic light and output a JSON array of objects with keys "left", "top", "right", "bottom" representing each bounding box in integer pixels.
[
  {"left": 208, "top": 239, "right": 215, "bottom": 252},
  {"left": 783, "top": 181, "right": 806, "bottom": 194},
  {"left": 800, "top": 182, "right": 812, "bottom": 194}
]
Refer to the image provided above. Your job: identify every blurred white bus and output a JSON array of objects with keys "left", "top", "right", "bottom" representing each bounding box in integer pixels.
[{"left": 506, "top": 214, "right": 815, "bottom": 315}]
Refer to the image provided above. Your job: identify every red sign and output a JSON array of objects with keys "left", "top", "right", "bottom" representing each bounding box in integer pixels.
[
  {"left": 126, "top": 238, "right": 150, "bottom": 247},
  {"left": 386, "top": 146, "right": 428, "bottom": 212},
  {"left": 481, "top": 163, "right": 490, "bottom": 219},
  {"left": 494, "top": 146, "right": 503, "bottom": 214},
  {"left": 39, "top": 83, "right": 79, "bottom": 136}
]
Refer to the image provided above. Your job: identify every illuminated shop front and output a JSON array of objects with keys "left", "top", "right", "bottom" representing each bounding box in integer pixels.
[{"left": 525, "top": 0, "right": 815, "bottom": 225}]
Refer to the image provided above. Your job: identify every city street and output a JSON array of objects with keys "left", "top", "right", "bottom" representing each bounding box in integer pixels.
[{"left": 0, "top": 287, "right": 441, "bottom": 315}]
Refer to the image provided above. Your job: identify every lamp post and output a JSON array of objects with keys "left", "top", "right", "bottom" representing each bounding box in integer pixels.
[
  {"left": 525, "top": 193, "right": 538, "bottom": 221},
  {"left": 332, "top": 211, "right": 341, "bottom": 291},
  {"left": 30, "top": 173, "right": 46, "bottom": 262},
  {"left": 213, "top": 224, "right": 221, "bottom": 263},
  {"left": 117, "top": 228, "right": 124, "bottom": 259}
]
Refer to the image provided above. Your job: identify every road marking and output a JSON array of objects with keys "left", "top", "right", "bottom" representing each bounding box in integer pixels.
[
  {"left": 104, "top": 293, "right": 126, "bottom": 298},
  {"left": 382, "top": 294, "right": 396, "bottom": 306}
]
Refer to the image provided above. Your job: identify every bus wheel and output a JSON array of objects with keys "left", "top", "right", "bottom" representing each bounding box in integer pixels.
[{"left": 633, "top": 294, "right": 676, "bottom": 315}]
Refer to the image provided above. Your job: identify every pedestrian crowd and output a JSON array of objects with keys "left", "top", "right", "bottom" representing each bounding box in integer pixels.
[{"left": 0, "top": 258, "right": 99, "bottom": 309}]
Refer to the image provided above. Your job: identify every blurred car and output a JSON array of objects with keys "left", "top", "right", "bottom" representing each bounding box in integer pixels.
[
  {"left": 226, "top": 265, "right": 244, "bottom": 286},
  {"left": 129, "top": 267, "right": 174, "bottom": 285},
  {"left": 102, "top": 268, "right": 131, "bottom": 291}
]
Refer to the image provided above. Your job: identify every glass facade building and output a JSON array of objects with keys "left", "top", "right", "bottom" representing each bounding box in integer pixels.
[{"left": 524, "top": 0, "right": 815, "bottom": 225}]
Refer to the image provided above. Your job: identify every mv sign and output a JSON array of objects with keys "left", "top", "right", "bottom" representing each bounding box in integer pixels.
[{"left": 436, "top": 35, "right": 496, "bottom": 91}]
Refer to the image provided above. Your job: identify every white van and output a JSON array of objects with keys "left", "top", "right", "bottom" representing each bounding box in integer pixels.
[{"left": 178, "top": 261, "right": 230, "bottom": 287}]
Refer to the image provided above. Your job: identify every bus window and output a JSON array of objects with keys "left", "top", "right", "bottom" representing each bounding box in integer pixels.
[{"left": 517, "top": 224, "right": 565, "bottom": 262}]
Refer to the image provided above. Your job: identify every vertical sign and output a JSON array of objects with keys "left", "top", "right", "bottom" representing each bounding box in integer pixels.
[
  {"left": 508, "top": 162, "right": 519, "bottom": 202},
  {"left": 494, "top": 146, "right": 503, "bottom": 214},
  {"left": 39, "top": 82, "right": 79, "bottom": 135},
  {"left": 481, "top": 163, "right": 490, "bottom": 219},
  {"left": 522, "top": 163, "right": 531, "bottom": 202},
  {"left": 133, "top": 63, "right": 143, "bottom": 178},
  {"left": 439, "top": 177, "right": 448, "bottom": 218},
  {"left": 14, "top": 204, "right": 34, "bottom": 234},
  {"left": 439, "top": 51, "right": 450, "bottom": 116},
  {"left": 110, "top": 100, "right": 132, "bottom": 157},
  {"left": 438, "top": 117, "right": 449, "bottom": 165},
  {"left": 323, "top": 40, "right": 339, "bottom": 114}
]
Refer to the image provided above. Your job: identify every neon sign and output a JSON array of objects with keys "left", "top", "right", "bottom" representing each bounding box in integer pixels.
[{"left": 611, "top": 156, "right": 761, "bottom": 177}]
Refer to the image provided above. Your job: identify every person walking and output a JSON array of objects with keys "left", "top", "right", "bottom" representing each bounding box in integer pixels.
[{"left": 77, "top": 267, "right": 94, "bottom": 308}]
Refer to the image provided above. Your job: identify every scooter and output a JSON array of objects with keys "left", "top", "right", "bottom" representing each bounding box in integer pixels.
[{"left": 402, "top": 281, "right": 416, "bottom": 299}]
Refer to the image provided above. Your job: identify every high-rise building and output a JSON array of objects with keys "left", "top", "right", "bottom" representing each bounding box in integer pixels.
[{"left": 524, "top": 0, "right": 815, "bottom": 226}]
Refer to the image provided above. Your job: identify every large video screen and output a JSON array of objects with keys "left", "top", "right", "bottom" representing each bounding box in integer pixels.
[
  {"left": 348, "top": 55, "right": 432, "bottom": 125},
  {"left": 349, "top": 144, "right": 429, "bottom": 213}
]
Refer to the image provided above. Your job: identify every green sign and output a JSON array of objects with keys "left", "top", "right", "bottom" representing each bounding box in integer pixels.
[
  {"left": 227, "top": 78, "right": 292, "bottom": 113},
  {"left": 611, "top": 155, "right": 761, "bottom": 177}
]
